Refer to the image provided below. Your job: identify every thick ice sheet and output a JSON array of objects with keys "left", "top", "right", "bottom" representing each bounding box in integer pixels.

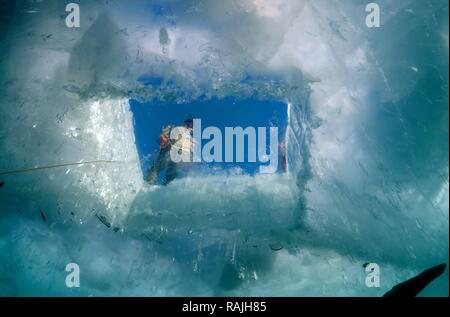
[{"left": 0, "top": 0, "right": 448, "bottom": 296}]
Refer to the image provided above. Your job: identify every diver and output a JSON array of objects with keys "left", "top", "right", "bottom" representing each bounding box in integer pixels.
[{"left": 146, "top": 118, "right": 194, "bottom": 186}]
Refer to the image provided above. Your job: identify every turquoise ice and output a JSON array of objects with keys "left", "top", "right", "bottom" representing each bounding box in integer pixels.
[{"left": 0, "top": 0, "right": 448, "bottom": 296}]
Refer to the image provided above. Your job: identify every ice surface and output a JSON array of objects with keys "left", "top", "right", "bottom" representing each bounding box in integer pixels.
[{"left": 0, "top": 0, "right": 448, "bottom": 296}]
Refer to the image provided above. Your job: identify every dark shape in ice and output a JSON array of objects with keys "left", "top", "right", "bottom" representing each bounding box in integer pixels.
[
  {"left": 159, "top": 28, "right": 170, "bottom": 46},
  {"left": 383, "top": 263, "right": 447, "bottom": 297},
  {"left": 40, "top": 33, "right": 52, "bottom": 41},
  {"left": 218, "top": 262, "right": 242, "bottom": 291},
  {"left": 142, "top": 233, "right": 162, "bottom": 244},
  {"left": 363, "top": 262, "right": 370, "bottom": 268},
  {"left": 40, "top": 210, "right": 46, "bottom": 223},
  {"left": 113, "top": 227, "right": 120, "bottom": 233},
  {"left": 138, "top": 75, "right": 164, "bottom": 86},
  {"left": 269, "top": 243, "right": 283, "bottom": 251},
  {"left": 0, "top": 180, "right": 4, "bottom": 187},
  {"left": 96, "top": 214, "right": 111, "bottom": 228},
  {"left": 117, "top": 28, "right": 129, "bottom": 36}
]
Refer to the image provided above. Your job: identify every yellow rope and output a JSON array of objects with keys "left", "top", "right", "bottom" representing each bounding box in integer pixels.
[{"left": 0, "top": 160, "right": 138, "bottom": 176}]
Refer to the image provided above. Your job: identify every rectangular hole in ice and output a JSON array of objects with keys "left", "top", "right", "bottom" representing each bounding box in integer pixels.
[{"left": 130, "top": 97, "right": 289, "bottom": 185}]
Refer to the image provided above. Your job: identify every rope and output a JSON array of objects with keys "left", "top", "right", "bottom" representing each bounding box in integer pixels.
[{"left": 0, "top": 160, "right": 139, "bottom": 176}]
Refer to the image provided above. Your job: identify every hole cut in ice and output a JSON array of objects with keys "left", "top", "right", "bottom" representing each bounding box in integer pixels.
[{"left": 130, "top": 96, "right": 288, "bottom": 185}]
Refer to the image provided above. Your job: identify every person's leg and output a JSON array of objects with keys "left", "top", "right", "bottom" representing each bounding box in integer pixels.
[
  {"left": 146, "top": 149, "right": 168, "bottom": 184},
  {"left": 164, "top": 160, "right": 178, "bottom": 185}
]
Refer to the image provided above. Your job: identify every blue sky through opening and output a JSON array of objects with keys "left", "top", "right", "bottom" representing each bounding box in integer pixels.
[{"left": 130, "top": 96, "right": 288, "bottom": 181}]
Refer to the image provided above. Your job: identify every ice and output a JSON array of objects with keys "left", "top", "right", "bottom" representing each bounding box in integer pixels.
[
  {"left": 0, "top": 0, "right": 448, "bottom": 296},
  {"left": 127, "top": 174, "right": 299, "bottom": 234}
]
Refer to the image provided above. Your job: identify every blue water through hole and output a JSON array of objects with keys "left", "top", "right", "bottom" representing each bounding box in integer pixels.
[{"left": 130, "top": 96, "right": 288, "bottom": 182}]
